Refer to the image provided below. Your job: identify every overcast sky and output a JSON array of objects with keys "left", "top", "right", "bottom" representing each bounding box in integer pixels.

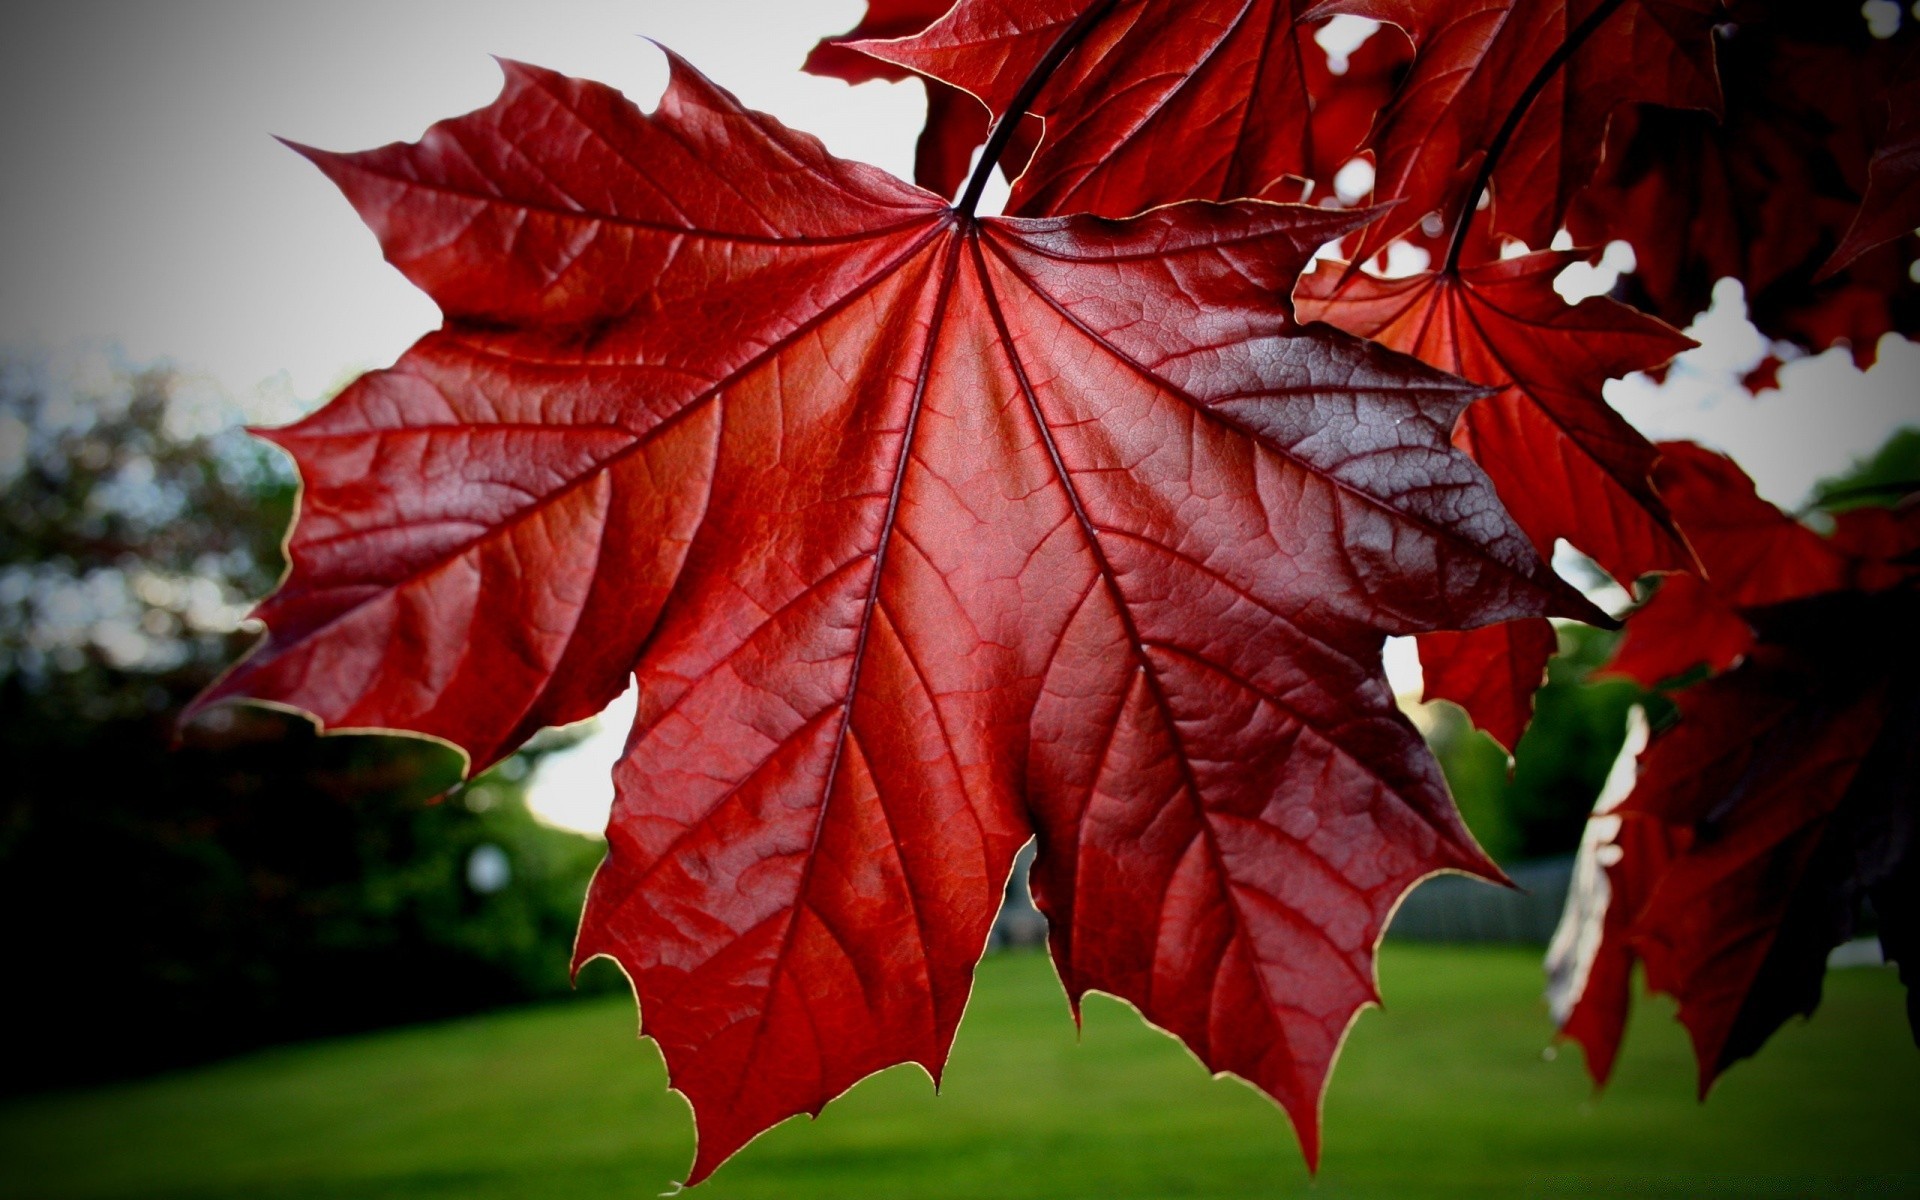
[
  {"left": 0, "top": 1, "right": 919, "bottom": 401},
  {"left": 3, "top": 2, "right": 1914, "bottom": 834}
]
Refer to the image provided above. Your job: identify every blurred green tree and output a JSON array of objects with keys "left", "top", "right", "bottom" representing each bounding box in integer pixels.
[
  {"left": 0, "top": 357, "right": 612, "bottom": 1092},
  {"left": 1426, "top": 622, "right": 1646, "bottom": 864}
]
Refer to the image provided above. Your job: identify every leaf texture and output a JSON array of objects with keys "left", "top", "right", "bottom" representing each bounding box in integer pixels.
[
  {"left": 1316, "top": 0, "right": 1722, "bottom": 262},
  {"left": 854, "top": 0, "right": 1410, "bottom": 218},
  {"left": 197, "top": 52, "right": 1597, "bottom": 1183},
  {"left": 1296, "top": 251, "right": 1693, "bottom": 745}
]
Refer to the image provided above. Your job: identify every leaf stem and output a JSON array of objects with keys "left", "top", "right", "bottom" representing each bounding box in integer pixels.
[
  {"left": 1442, "top": 0, "right": 1631, "bottom": 274},
  {"left": 956, "top": 0, "right": 1122, "bottom": 218}
]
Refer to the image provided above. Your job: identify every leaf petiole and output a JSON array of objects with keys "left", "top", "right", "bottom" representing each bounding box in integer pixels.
[
  {"left": 1442, "top": 0, "right": 1631, "bottom": 273},
  {"left": 956, "top": 0, "right": 1123, "bottom": 218}
]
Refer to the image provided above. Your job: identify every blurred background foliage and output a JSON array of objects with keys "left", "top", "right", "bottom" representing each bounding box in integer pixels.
[
  {"left": 0, "top": 356, "right": 616, "bottom": 1093},
  {"left": 2, "top": 352, "right": 1906, "bottom": 1094},
  {"left": 1428, "top": 624, "right": 1647, "bottom": 865}
]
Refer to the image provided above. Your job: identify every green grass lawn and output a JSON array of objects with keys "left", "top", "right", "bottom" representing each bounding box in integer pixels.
[{"left": 3, "top": 945, "right": 1914, "bottom": 1199}]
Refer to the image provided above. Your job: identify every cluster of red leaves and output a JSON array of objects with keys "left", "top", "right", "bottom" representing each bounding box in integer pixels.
[
  {"left": 196, "top": 0, "right": 1919, "bottom": 1183},
  {"left": 1568, "top": 2, "right": 1920, "bottom": 368},
  {"left": 1295, "top": 251, "right": 1697, "bottom": 749},
  {"left": 1552, "top": 445, "right": 1918, "bottom": 1090}
]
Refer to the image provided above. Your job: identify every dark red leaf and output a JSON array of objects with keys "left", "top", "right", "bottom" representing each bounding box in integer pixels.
[
  {"left": 1296, "top": 251, "right": 1692, "bottom": 742},
  {"left": 1823, "top": 60, "right": 1920, "bottom": 276},
  {"left": 1598, "top": 440, "right": 1846, "bottom": 709},
  {"left": 1649, "top": 441, "right": 1848, "bottom": 607},
  {"left": 1600, "top": 439, "right": 1880, "bottom": 699},
  {"left": 1618, "top": 618, "right": 1914, "bottom": 1090},
  {"left": 1317, "top": 0, "right": 1722, "bottom": 263},
  {"left": 1571, "top": 4, "right": 1920, "bottom": 365},
  {"left": 1415, "top": 619, "right": 1558, "bottom": 752},
  {"left": 854, "top": 0, "right": 1410, "bottom": 218},
  {"left": 1564, "top": 594, "right": 1920, "bottom": 1088},
  {"left": 1600, "top": 571, "right": 1753, "bottom": 688},
  {"left": 805, "top": 0, "right": 989, "bottom": 198},
  {"left": 1739, "top": 353, "right": 1782, "bottom": 395},
  {"left": 1558, "top": 448, "right": 1919, "bottom": 1090},
  {"left": 195, "top": 53, "right": 1595, "bottom": 1182},
  {"left": 1832, "top": 504, "right": 1920, "bottom": 591}
]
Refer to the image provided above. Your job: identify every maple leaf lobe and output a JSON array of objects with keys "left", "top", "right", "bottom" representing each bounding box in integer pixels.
[{"left": 1298, "top": 251, "right": 1689, "bottom": 746}]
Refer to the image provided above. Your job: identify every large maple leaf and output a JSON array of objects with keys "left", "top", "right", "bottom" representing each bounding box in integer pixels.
[
  {"left": 1296, "top": 251, "right": 1694, "bottom": 748},
  {"left": 1316, "top": 0, "right": 1722, "bottom": 264},
  {"left": 851, "top": 0, "right": 1410, "bottom": 219},
  {"left": 192, "top": 49, "right": 1597, "bottom": 1183},
  {"left": 1552, "top": 445, "right": 1919, "bottom": 1089}
]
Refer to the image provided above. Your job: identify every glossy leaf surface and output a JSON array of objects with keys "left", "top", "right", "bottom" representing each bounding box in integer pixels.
[
  {"left": 1297, "top": 251, "right": 1692, "bottom": 745},
  {"left": 197, "top": 52, "right": 1595, "bottom": 1183},
  {"left": 855, "top": 0, "right": 1410, "bottom": 218}
]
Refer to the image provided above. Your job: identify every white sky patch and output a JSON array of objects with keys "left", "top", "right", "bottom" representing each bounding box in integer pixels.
[
  {"left": 1333, "top": 157, "right": 1375, "bottom": 205},
  {"left": 1607, "top": 280, "right": 1920, "bottom": 509},
  {"left": 525, "top": 685, "right": 635, "bottom": 837},
  {"left": 0, "top": 1, "right": 914, "bottom": 403},
  {"left": 1383, "top": 635, "right": 1423, "bottom": 698},
  {"left": 1314, "top": 15, "right": 1380, "bottom": 74},
  {"left": 1554, "top": 240, "right": 1638, "bottom": 304}
]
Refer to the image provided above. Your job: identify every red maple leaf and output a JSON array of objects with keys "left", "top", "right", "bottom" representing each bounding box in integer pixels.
[
  {"left": 1599, "top": 571, "right": 1753, "bottom": 689},
  {"left": 845, "top": 0, "right": 1732, "bottom": 735},
  {"left": 851, "top": 0, "right": 1410, "bottom": 218},
  {"left": 191, "top": 49, "right": 1598, "bottom": 1183},
  {"left": 1571, "top": 3, "right": 1920, "bottom": 367},
  {"left": 1554, "top": 445, "right": 1919, "bottom": 1088},
  {"left": 1409, "top": 620, "right": 1562, "bottom": 753},
  {"left": 1825, "top": 65, "right": 1920, "bottom": 276},
  {"left": 804, "top": 0, "right": 992, "bottom": 200},
  {"left": 1316, "top": 0, "right": 1722, "bottom": 264},
  {"left": 1636, "top": 441, "right": 1846, "bottom": 605},
  {"left": 1297, "top": 251, "right": 1694, "bottom": 748}
]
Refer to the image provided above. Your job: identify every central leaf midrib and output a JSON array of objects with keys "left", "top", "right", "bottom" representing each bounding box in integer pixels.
[
  {"left": 966, "top": 228, "right": 1297, "bottom": 1059},
  {"left": 721, "top": 226, "right": 969, "bottom": 1110}
]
